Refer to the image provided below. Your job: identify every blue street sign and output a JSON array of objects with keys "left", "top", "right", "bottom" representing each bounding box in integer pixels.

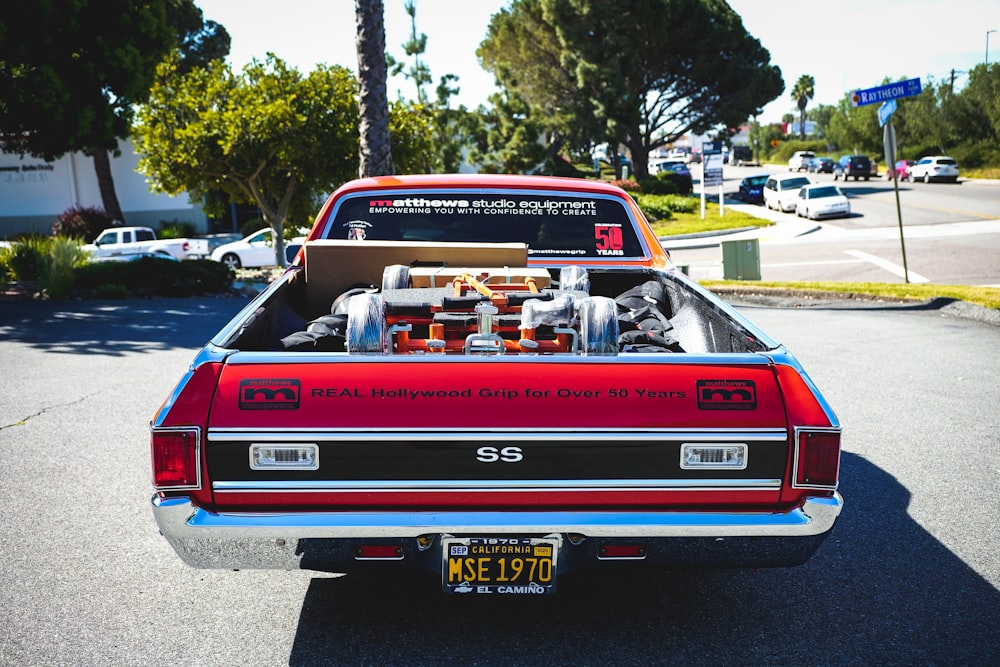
[
  {"left": 851, "top": 78, "right": 922, "bottom": 107},
  {"left": 878, "top": 99, "right": 897, "bottom": 127}
]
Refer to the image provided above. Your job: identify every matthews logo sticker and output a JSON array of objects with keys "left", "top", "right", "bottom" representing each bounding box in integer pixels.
[
  {"left": 696, "top": 380, "right": 757, "bottom": 410},
  {"left": 239, "top": 379, "right": 301, "bottom": 410}
]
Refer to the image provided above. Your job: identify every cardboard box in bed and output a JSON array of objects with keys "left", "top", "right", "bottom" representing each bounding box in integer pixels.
[{"left": 304, "top": 240, "right": 529, "bottom": 314}]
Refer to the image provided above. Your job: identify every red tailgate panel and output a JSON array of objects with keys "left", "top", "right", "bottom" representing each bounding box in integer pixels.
[{"left": 210, "top": 361, "right": 785, "bottom": 429}]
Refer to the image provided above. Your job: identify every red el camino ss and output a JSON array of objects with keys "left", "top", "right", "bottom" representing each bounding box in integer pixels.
[{"left": 150, "top": 174, "right": 842, "bottom": 595}]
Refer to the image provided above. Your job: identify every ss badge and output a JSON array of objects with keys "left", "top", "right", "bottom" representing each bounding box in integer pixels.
[{"left": 476, "top": 446, "right": 524, "bottom": 463}]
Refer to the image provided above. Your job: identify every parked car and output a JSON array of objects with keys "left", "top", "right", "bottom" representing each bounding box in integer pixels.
[
  {"left": 737, "top": 174, "right": 769, "bottom": 204},
  {"left": 907, "top": 156, "right": 960, "bottom": 183},
  {"left": 833, "top": 155, "right": 872, "bottom": 181},
  {"left": 788, "top": 151, "right": 816, "bottom": 172},
  {"left": 82, "top": 226, "right": 209, "bottom": 261},
  {"left": 210, "top": 228, "right": 305, "bottom": 269},
  {"left": 807, "top": 156, "right": 835, "bottom": 174},
  {"left": 886, "top": 159, "right": 916, "bottom": 181},
  {"left": 794, "top": 183, "right": 851, "bottom": 220},
  {"left": 649, "top": 159, "right": 687, "bottom": 176},
  {"left": 763, "top": 173, "right": 813, "bottom": 212}
]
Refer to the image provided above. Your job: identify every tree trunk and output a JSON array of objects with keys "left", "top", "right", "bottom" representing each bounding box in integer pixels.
[
  {"left": 92, "top": 147, "right": 125, "bottom": 223},
  {"left": 355, "top": 0, "right": 394, "bottom": 177}
]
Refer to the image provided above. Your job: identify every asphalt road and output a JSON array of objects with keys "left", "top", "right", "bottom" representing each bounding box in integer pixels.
[
  {"left": 671, "top": 166, "right": 1000, "bottom": 286},
  {"left": 1, "top": 297, "right": 998, "bottom": 666}
]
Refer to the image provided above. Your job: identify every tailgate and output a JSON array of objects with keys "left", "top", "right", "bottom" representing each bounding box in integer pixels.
[{"left": 204, "top": 357, "right": 792, "bottom": 509}]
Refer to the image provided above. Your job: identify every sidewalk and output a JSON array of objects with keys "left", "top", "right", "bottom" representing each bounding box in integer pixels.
[{"left": 659, "top": 201, "right": 819, "bottom": 251}]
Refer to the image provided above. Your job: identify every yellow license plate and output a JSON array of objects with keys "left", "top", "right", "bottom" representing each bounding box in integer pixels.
[{"left": 443, "top": 537, "right": 558, "bottom": 595}]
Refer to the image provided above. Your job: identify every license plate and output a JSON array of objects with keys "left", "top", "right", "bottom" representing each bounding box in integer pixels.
[{"left": 442, "top": 537, "right": 558, "bottom": 595}]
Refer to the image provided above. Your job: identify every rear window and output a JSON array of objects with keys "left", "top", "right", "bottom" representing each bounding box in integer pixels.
[
  {"left": 321, "top": 190, "right": 647, "bottom": 260},
  {"left": 937, "top": 158, "right": 957, "bottom": 165},
  {"left": 781, "top": 177, "right": 811, "bottom": 189},
  {"left": 808, "top": 186, "right": 840, "bottom": 198}
]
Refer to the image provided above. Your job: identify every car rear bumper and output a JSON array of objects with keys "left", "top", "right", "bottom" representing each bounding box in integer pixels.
[{"left": 151, "top": 493, "right": 843, "bottom": 571}]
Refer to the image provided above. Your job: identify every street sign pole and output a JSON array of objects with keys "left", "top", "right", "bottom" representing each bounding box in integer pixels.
[
  {"left": 883, "top": 118, "right": 910, "bottom": 283},
  {"left": 853, "top": 79, "right": 922, "bottom": 284}
]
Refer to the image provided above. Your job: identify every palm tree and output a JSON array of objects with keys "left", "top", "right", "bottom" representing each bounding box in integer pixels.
[
  {"left": 791, "top": 75, "right": 815, "bottom": 140},
  {"left": 355, "top": 0, "right": 394, "bottom": 177}
]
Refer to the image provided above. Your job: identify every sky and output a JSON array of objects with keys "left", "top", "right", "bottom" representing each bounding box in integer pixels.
[{"left": 196, "top": 0, "right": 1000, "bottom": 124}]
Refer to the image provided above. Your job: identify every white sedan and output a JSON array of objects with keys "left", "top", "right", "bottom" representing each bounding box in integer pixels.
[
  {"left": 794, "top": 184, "right": 851, "bottom": 220},
  {"left": 210, "top": 228, "right": 304, "bottom": 269}
]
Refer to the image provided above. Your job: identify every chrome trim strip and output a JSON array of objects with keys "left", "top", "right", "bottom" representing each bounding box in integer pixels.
[
  {"left": 220, "top": 351, "right": 778, "bottom": 365},
  {"left": 207, "top": 428, "right": 788, "bottom": 441},
  {"left": 151, "top": 493, "right": 843, "bottom": 541},
  {"left": 211, "top": 478, "right": 783, "bottom": 492}
]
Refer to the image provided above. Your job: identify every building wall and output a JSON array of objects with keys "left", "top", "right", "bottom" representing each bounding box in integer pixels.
[{"left": 0, "top": 140, "right": 208, "bottom": 239}]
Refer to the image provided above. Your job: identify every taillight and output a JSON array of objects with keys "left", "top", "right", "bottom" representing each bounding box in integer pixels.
[
  {"left": 151, "top": 426, "right": 201, "bottom": 489},
  {"left": 794, "top": 428, "right": 841, "bottom": 489},
  {"left": 182, "top": 241, "right": 190, "bottom": 252}
]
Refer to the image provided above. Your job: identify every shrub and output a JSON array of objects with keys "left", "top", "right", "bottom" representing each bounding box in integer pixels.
[
  {"left": 3, "top": 235, "right": 48, "bottom": 281},
  {"left": 158, "top": 221, "right": 197, "bottom": 239},
  {"left": 639, "top": 178, "right": 679, "bottom": 195},
  {"left": 73, "top": 257, "right": 233, "bottom": 298},
  {"left": 634, "top": 194, "right": 699, "bottom": 221},
  {"left": 52, "top": 206, "right": 113, "bottom": 242},
  {"left": 41, "top": 237, "right": 89, "bottom": 300},
  {"left": 657, "top": 170, "right": 693, "bottom": 195},
  {"left": 610, "top": 179, "right": 640, "bottom": 192}
]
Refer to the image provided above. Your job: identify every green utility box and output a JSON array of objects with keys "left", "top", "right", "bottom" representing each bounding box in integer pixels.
[{"left": 721, "top": 239, "right": 761, "bottom": 280}]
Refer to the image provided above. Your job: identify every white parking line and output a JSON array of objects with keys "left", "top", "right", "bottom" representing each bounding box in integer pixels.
[{"left": 845, "top": 249, "right": 930, "bottom": 283}]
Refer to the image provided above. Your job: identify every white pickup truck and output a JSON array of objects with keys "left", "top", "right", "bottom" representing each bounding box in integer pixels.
[{"left": 83, "top": 226, "right": 209, "bottom": 261}]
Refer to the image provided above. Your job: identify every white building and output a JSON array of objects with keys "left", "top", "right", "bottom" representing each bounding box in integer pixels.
[{"left": 0, "top": 139, "right": 208, "bottom": 239}]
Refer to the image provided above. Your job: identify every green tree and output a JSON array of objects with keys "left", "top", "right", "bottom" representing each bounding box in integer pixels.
[
  {"left": 791, "top": 75, "right": 815, "bottom": 140},
  {"left": 479, "top": 0, "right": 784, "bottom": 180},
  {"left": 808, "top": 104, "right": 836, "bottom": 140},
  {"left": 356, "top": 0, "right": 394, "bottom": 177},
  {"left": 385, "top": 0, "right": 481, "bottom": 174},
  {"left": 478, "top": 0, "right": 603, "bottom": 173},
  {"left": 467, "top": 89, "right": 549, "bottom": 174},
  {"left": 387, "top": 0, "right": 432, "bottom": 104},
  {"left": 0, "top": 0, "right": 229, "bottom": 222},
  {"left": 132, "top": 54, "right": 360, "bottom": 267},
  {"left": 826, "top": 93, "right": 881, "bottom": 156}
]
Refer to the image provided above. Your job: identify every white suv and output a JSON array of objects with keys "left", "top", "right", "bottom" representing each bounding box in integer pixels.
[
  {"left": 788, "top": 151, "right": 816, "bottom": 172},
  {"left": 763, "top": 173, "right": 813, "bottom": 212},
  {"left": 907, "top": 156, "right": 959, "bottom": 183}
]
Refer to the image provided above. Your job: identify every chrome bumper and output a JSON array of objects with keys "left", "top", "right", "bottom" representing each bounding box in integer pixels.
[{"left": 152, "top": 494, "right": 842, "bottom": 571}]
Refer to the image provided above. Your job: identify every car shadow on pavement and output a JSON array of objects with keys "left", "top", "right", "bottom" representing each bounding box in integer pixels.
[
  {"left": 0, "top": 297, "right": 247, "bottom": 355},
  {"left": 288, "top": 452, "right": 999, "bottom": 666}
]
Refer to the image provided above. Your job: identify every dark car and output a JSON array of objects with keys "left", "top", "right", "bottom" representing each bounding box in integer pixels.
[
  {"left": 833, "top": 155, "right": 872, "bottom": 181},
  {"left": 808, "top": 156, "right": 835, "bottom": 174},
  {"left": 737, "top": 174, "right": 769, "bottom": 204}
]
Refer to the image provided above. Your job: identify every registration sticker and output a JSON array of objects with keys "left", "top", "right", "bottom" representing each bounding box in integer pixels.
[{"left": 442, "top": 537, "right": 558, "bottom": 595}]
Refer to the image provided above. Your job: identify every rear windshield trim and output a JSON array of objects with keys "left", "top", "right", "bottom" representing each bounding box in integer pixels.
[{"left": 315, "top": 186, "right": 654, "bottom": 263}]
